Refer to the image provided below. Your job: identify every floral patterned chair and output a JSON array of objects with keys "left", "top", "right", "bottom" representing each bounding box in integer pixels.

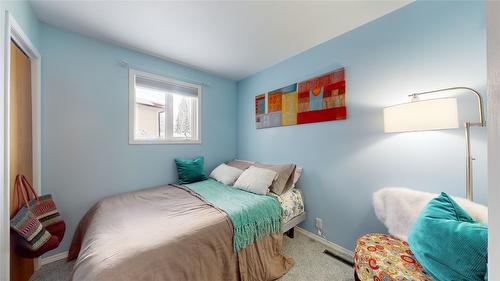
[{"left": 354, "top": 233, "right": 433, "bottom": 281}]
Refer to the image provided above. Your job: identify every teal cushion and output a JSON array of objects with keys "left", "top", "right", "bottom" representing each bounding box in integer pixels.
[
  {"left": 408, "top": 192, "right": 488, "bottom": 281},
  {"left": 175, "top": 156, "right": 208, "bottom": 184}
]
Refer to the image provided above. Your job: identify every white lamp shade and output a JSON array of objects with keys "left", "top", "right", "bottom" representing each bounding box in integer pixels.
[{"left": 384, "top": 98, "right": 459, "bottom": 133}]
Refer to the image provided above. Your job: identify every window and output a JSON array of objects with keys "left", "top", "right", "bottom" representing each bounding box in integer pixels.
[{"left": 129, "top": 69, "right": 201, "bottom": 144}]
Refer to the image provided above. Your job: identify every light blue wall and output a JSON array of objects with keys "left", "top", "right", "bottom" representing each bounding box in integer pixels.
[
  {"left": 40, "top": 24, "right": 238, "bottom": 254},
  {"left": 0, "top": 1, "right": 40, "bottom": 48},
  {"left": 237, "top": 1, "right": 487, "bottom": 250}
]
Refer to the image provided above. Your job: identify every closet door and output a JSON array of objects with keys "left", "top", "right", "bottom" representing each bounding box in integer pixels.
[{"left": 9, "top": 40, "right": 34, "bottom": 281}]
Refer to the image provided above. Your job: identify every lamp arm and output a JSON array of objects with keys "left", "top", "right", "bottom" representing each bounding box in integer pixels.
[{"left": 409, "top": 87, "right": 485, "bottom": 127}]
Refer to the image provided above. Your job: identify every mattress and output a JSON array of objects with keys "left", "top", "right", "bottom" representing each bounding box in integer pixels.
[
  {"left": 69, "top": 184, "right": 293, "bottom": 281},
  {"left": 273, "top": 188, "right": 305, "bottom": 224}
]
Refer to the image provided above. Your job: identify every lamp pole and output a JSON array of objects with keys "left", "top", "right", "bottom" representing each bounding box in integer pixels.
[
  {"left": 410, "top": 87, "right": 485, "bottom": 201},
  {"left": 465, "top": 122, "right": 474, "bottom": 201}
]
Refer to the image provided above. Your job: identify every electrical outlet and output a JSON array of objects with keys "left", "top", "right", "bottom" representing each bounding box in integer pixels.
[{"left": 315, "top": 218, "right": 323, "bottom": 232}]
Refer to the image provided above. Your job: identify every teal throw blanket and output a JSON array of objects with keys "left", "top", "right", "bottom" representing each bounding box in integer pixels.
[{"left": 184, "top": 179, "right": 282, "bottom": 251}]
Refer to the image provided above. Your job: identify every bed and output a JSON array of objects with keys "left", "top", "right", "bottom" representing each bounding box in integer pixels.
[
  {"left": 68, "top": 179, "right": 304, "bottom": 281},
  {"left": 275, "top": 188, "right": 306, "bottom": 235}
]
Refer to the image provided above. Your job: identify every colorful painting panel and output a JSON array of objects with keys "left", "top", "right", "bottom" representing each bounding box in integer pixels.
[
  {"left": 255, "top": 94, "right": 266, "bottom": 115},
  {"left": 268, "top": 91, "right": 283, "bottom": 113},
  {"left": 255, "top": 94, "right": 266, "bottom": 129},
  {"left": 297, "top": 68, "right": 346, "bottom": 125},
  {"left": 255, "top": 68, "right": 345, "bottom": 129},
  {"left": 282, "top": 91, "right": 298, "bottom": 126}
]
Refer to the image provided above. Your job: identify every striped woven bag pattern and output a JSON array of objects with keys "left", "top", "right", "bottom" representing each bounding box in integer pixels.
[{"left": 10, "top": 176, "right": 52, "bottom": 250}]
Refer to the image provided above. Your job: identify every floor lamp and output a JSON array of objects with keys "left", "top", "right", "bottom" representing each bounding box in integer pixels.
[{"left": 383, "top": 87, "right": 485, "bottom": 201}]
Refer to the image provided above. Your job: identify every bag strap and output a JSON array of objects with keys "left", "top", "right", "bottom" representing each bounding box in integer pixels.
[
  {"left": 15, "top": 175, "right": 31, "bottom": 210},
  {"left": 20, "top": 175, "right": 39, "bottom": 201},
  {"left": 14, "top": 175, "right": 22, "bottom": 210}
]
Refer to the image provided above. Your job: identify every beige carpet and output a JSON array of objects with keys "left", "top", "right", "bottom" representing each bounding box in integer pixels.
[
  {"left": 30, "top": 231, "right": 354, "bottom": 281},
  {"left": 280, "top": 232, "right": 354, "bottom": 281}
]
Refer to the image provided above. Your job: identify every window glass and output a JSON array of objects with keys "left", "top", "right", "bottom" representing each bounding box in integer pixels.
[{"left": 130, "top": 70, "right": 201, "bottom": 144}]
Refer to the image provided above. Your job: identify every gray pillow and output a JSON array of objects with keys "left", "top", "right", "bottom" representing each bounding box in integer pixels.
[
  {"left": 254, "top": 163, "right": 296, "bottom": 195},
  {"left": 291, "top": 166, "right": 303, "bottom": 188},
  {"left": 226, "top": 159, "right": 255, "bottom": 170}
]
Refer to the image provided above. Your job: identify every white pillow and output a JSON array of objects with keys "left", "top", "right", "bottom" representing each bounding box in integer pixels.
[
  {"left": 209, "top": 164, "right": 244, "bottom": 185},
  {"left": 233, "top": 166, "right": 278, "bottom": 195}
]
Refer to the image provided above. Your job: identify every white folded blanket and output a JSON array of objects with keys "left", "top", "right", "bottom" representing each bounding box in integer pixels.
[{"left": 373, "top": 187, "right": 488, "bottom": 241}]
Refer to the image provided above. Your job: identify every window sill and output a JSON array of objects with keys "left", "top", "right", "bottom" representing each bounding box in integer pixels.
[{"left": 129, "top": 139, "right": 202, "bottom": 145}]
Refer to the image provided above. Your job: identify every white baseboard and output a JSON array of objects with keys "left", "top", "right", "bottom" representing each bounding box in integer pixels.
[
  {"left": 40, "top": 251, "right": 68, "bottom": 267},
  {"left": 295, "top": 227, "right": 354, "bottom": 263}
]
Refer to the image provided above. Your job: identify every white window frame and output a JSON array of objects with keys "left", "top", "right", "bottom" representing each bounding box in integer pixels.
[{"left": 128, "top": 69, "right": 202, "bottom": 144}]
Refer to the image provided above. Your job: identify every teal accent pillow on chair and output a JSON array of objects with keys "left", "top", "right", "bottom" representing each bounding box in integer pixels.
[
  {"left": 175, "top": 156, "right": 208, "bottom": 184},
  {"left": 408, "top": 192, "right": 488, "bottom": 281}
]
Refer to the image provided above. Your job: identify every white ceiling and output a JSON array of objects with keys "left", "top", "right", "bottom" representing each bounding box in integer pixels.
[{"left": 31, "top": 1, "right": 411, "bottom": 80}]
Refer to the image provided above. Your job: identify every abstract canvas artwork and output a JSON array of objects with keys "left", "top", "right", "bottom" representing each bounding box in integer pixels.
[{"left": 255, "top": 67, "right": 346, "bottom": 129}]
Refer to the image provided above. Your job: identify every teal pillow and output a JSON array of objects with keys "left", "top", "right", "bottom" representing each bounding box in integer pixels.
[
  {"left": 175, "top": 156, "right": 208, "bottom": 184},
  {"left": 408, "top": 192, "right": 488, "bottom": 281}
]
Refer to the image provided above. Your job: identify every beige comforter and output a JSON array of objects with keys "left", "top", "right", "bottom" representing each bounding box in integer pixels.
[{"left": 68, "top": 184, "right": 294, "bottom": 281}]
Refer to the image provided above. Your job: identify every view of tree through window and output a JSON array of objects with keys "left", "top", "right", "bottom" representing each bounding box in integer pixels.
[{"left": 174, "top": 97, "right": 192, "bottom": 138}]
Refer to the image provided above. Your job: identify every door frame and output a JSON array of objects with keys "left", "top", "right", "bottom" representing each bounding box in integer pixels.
[
  {"left": 486, "top": 2, "right": 500, "bottom": 279},
  {"left": 1, "top": 11, "right": 42, "bottom": 281}
]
